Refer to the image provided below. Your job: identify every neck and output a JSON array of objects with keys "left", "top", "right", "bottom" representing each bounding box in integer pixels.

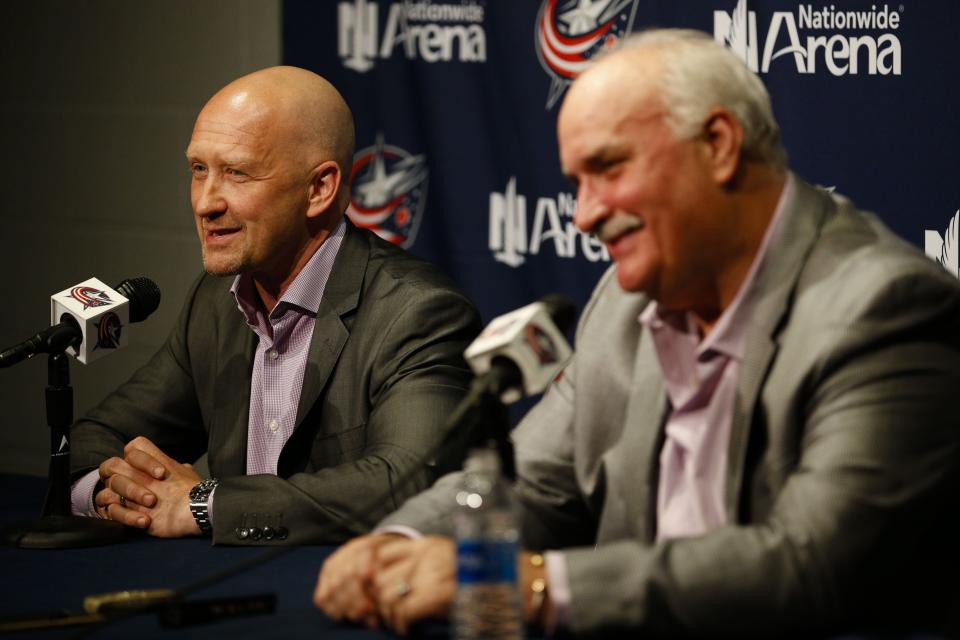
[
  {"left": 253, "top": 228, "right": 333, "bottom": 312},
  {"left": 691, "top": 165, "right": 787, "bottom": 337}
]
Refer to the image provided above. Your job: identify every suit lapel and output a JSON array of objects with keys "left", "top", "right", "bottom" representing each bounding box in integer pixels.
[
  {"left": 724, "top": 177, "right": 833, "bottom": 520},
  {"left": 211, "top": 287, "right": 257, "bottom": 478},
  {"left": 621, "top": 317, "right": 670, "bottom": 543},
  {"left": 294, "top": 223, "right": 367, "bottom": 427}
]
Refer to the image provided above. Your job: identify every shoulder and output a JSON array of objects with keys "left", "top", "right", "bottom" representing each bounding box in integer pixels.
[
  {"left": 351, "top": 224, "right": 474, "bottom": 304},
  {"left": 793, "top": 194, "right": 960, "bottom": 330}
]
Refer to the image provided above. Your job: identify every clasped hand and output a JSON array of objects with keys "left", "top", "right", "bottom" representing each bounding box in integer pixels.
[
  {"left": 314, "top": 534, "right": 456, "bottom": 635},
  {"left": 96, "top": 436, "right": 202, "bottom": 537},
  {"left": 314, "top": 534, "right": 548, "bottom": 635}
]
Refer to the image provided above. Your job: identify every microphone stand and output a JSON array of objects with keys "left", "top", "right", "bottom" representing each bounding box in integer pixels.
[
  {"left": 1, "top": 346, "right": 127, "bottom": 548},
  {"left": 454, "top": 358, "right": 519, "bottom": 481}
]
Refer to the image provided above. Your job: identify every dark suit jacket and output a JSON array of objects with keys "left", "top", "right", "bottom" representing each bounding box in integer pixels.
[
  {"left": 71, "top": 222, "right": 481, "bottom": 545},
  {"left": 381, "top": 178, "right": 960, "bottom": 635}
]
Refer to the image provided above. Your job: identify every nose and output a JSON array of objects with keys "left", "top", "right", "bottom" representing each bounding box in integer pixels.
[
  {"left": 192, "top": 174, "right": 226, "bottom": 220},
  {"left": 573, "top": 178, "right": 610, "bottom": 234}
]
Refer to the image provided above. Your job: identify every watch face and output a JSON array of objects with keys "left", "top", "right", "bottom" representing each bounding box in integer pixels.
[{"left": 190, "top": 479, "right": 217, "bottom": 502}]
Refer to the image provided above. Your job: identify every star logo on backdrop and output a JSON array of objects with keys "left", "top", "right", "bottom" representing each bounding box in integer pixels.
[{"left": 347, "top": 134, "right": 430, "bottom": 248}]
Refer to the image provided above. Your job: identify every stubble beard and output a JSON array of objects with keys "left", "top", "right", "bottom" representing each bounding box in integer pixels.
[{"left": 201, "top": 247, "right": 247, "bottom": 277}]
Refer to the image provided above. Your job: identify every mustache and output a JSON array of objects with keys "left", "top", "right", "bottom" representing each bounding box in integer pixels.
[{"left": 595, "top": 214, "right": 644, "bottom": 243}]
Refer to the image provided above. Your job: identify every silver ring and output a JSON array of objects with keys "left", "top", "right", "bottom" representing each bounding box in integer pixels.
[
  {"left": 119, "top": 495, "right": 127, "bottom": 508},
  {"left": 395, "top": 580, "right": 412, "bottom": 598}
]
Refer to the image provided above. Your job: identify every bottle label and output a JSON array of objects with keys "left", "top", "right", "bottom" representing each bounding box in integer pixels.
[{"left": 457, "top": 539, "right": 518, "bottom": 584}]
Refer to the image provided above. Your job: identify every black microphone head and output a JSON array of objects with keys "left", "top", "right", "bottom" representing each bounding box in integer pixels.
[
  {"left": 539, "top": 294, "right": 576, "bottom": 335},
  {"left": 115, "top": 277, "right": 161, "bottom": 323}
]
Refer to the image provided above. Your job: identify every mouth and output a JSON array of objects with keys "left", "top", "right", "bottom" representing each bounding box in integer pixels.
[{"left": 204, "top": 227, "right": 241, "bottom": 244}]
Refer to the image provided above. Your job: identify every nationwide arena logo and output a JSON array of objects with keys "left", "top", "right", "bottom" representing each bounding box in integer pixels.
[
  {"left": 714, "top": 0, "right": 902, "bottom": 76},
  {"left": 69, "top": 286, "right": 113, "bottom": 310},
  {"left": 94, "top": 312, "right": 123, "bottom": 350},
  {"left": 347, "top": 134, "right": 429, "bottom": 248},
  {"left": 488, "top": 177, "right": 609, "bottom": 267},
  {"left": 925, "top": 210, "right": 959, "bottom": 278},
  {"left": 338, "top": 0, "right": 487, "bottom": 73},
  {"left": 535, "top": 0, "right": 639, "bottom": 109}
]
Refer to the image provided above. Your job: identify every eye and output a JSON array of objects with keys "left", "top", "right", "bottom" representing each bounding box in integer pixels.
[
  {"left": 598, "top": 158, "right": 623, "bottom": 177},
  {"left": 190, "top": 163, "right": 207, "bottom": 179},
  {"left": 225, "top": 167, "right": 250, "bottom": 181}
]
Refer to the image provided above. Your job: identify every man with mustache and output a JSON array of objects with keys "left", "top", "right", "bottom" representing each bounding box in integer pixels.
[
  {"left": 314, "top": 29, "right": 960, "bottom": 635},
  {"left": 68, "top": 66, "right": 481, "bottom": 544}
]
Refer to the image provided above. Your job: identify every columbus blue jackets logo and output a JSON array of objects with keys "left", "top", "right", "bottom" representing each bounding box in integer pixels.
[
  {"left": 535, "top": 0, "right": 639, "bottom": 109},
  {"left": 525, "top": 323, "right": 559, "bottom": 365},
  {"left": 94, "top": 312, "right": 123, "bottom": 350},
  {"left": 347, "top": 134, "right": 429, "bottom": 248},
  {"left": 69, "top": 286, "right": 113, "bottom": 310}
]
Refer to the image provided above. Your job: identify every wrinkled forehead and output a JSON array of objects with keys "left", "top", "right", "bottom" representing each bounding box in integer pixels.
[
  {"left": 558, "top": 61, "right": 663, "bottom": 162},
  {"left": 564, "top": 50, "right": 662, "bottom": 120}
]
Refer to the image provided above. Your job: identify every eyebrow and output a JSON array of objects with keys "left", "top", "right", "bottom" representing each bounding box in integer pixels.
[
  {"left": 183, "top": 149, "right": 256, "bottom": 168},
  {"left": 582, "top": 145, "right": 629, "bottom": 171}
]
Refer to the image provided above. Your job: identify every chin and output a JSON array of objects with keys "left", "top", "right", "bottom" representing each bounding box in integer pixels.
[
  {"left": 614, "top": 263, "right": 655, "bottom": 296},
  {"left": 202, "top": 255, "right": 245, "bottom": 277}
]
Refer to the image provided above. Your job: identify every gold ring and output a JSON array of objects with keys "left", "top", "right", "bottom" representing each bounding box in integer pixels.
[{"left": 395, "top": 581, "right": 411, "bottom": 598}]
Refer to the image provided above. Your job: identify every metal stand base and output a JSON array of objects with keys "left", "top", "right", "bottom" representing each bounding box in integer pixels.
[{"left": 2, "top": 515, "right": 127, "bottom": 549}]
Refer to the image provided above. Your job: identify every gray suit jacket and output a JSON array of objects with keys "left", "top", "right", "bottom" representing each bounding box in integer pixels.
[
  {"left": 381, "top": 178, "right": 960, "bottom": 635},
  {"left": 71, "top": 222, "right": 481, "bottom": 545}
]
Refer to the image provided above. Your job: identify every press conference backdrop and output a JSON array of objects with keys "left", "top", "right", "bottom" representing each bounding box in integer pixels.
[{"left": 284, "top": 0, "right": 960, "bottom": 321}]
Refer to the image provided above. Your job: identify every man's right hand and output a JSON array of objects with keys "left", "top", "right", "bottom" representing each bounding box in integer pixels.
[
  {"left": 97, "top": 452, "right": 160, "bottom": 529},
  {"left": 314, "top": 533, "right": 402, "bottom": 628}
]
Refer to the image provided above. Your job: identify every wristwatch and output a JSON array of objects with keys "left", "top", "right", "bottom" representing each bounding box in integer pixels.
[{"left": 189, "top": 478, "right": 219, "bottom": 535}]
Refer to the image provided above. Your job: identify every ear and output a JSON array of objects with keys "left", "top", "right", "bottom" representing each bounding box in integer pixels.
[
  {"left": 700, "top": 107, "right": 743, "bottom": 186},
  {"left": 306, "top": 160, "right": 342, "bottom": 219}
]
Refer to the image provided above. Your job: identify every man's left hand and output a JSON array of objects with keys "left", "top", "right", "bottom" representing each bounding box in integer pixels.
[
  {"left": 121, "top": 436, "right": 203, "bottom": 537},
  {"left": 371, "top": 536, "right": 456, "bottom": 636}
]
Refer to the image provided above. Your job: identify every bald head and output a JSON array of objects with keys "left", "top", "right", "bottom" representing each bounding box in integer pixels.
[
  {"left": 187, "top": 67, "right": 358, "bottom": 301},
  {"left": 197, "top": 66, "right": 356, "bottom": 209}
]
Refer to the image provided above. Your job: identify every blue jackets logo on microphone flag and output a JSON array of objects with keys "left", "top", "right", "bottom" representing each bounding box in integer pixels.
[
  {"left": 69, "top": 286, "right": 113, "bottom": 310},
  {"left": 536, "top": 0, "right": 639, "bottom": 109},
  {"left": 347, "top": 134, "right": 429, "bottom": 248},
  {"left": 95, "top": 312, "right": 123, "bottom": 350}
]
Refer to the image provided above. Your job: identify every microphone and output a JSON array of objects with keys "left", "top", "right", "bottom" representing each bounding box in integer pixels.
[
  {"left": 0, "top": 277, "right": 161, "bottom": 368},
  {"left": 464, "top": 294, "right": 575, "bottom": 404}
]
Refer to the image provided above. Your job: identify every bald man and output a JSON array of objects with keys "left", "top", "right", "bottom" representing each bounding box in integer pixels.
[
  {"left": 315, "top": 30, "right": 960, "bottom": 635},
  {"left": 68, "top": 67, "right": 481, "bottom": 545}
]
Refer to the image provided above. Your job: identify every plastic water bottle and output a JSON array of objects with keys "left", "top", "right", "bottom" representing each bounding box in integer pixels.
[{"left": 452, "top": 446, "right": 524, "bottom": 640}]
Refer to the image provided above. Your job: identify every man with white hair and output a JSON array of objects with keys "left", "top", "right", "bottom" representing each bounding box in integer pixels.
[{"left": 314, "top": 29, "right": 960, "bottom": 635}]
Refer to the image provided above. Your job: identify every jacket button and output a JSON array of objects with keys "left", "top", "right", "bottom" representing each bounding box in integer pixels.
[
  {"left": 275, "top": 526, "right": 288, "bottom": 540},
  {"left": 249, "top": 527, "right": 262, "bottom": 540},
  {"left": 262, "top": 526, "right": 275, "bottom": 540},
  {"left": 236, "top": 528, "right": 249, "bottom": 540}
]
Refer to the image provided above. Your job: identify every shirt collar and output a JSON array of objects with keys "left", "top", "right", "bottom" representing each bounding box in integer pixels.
[
  {"left": 640, "top": 173, "right": 796, "bottom": 361},
  {"left": 230, "top": 216, "right": 347, "bottom": 325}
]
